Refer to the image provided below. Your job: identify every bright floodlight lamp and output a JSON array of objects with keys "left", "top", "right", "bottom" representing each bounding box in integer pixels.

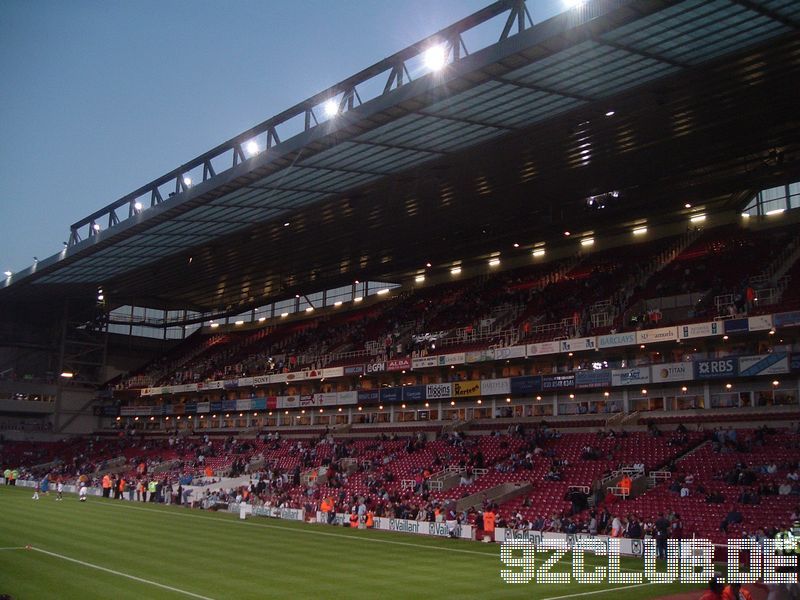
[
  {"left": 92, "top": 224, "right": 101, "bottom": 231},
  {"left": 246, "top": 140, "right": 259, "bottom": 156},
  {"left": 3, "top": 271, "right": 11, "bottom": 277},
  {"left": 183, "top": 176, "right": 192, "bottom": 187},
  {"left": 424, "top": 44, "right": 447, "bottom": 72},
  {"left": 323, "top": 99, "right": 339, "bottom": 118},
  {"left": 564, "top": 0, "right": 587, "bottom": 8},
  {"left": 134, "top": 201, "right": 143, "bottom": 211}
]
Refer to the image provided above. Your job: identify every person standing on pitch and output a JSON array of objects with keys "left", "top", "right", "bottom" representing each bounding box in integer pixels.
[{"left": 56, "top": 479, "right": 64, "bottom": 501}]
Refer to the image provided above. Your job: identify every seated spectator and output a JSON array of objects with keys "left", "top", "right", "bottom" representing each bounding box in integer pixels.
[{"left": 720, "top": 507, "right": 743, "bottom": 532}]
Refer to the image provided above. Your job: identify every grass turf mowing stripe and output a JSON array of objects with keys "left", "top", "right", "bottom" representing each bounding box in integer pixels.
[
  {"left": 0, "top": 487, "right": 697, "bottom": 599},
  {"left": 84, "top": 498, "right": 648, "bottom": 573},
  {"left": 28, "top": 546, "right": 217, "bottom": 600}
]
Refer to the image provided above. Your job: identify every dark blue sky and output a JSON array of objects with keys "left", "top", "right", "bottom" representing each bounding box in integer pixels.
[{"left": 0, "top": 0, "right": 566, "bottom": 274}]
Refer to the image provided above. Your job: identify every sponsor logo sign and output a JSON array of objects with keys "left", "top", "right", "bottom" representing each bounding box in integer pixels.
[
  {"left": 386, "top": 358, "right": 411, "bottom": 372},
  {"left": 574, "top": 370, "right": 611, "bottom": 389},
  {"left": 597, "top": 332, "right": 636, "bottom": 348},
  {"left": 453, "top": 381, "right": 481, "bottom": 397},
  {"left": 693, "top": 358, "right": 738, "bottom": 380},
  {"left": 542, "top": 374, "right": 575, "bottom": 391},
  {"left": 775, "top": 311, "right": 800, "bottom": 328},
  {"left": 748, "top": 315, "right": 773, "bottom": 331},
  {"left": 611, "top": 368, "right": 651, "bottom": 386},
  {"left": 636, "top": 327, "right": 678, "bottom": 344},
  {"left": 738, "top": 353, "right": 789, "bottom": 376},
  {"left": 651, "top": 362, "right": 693, "bottom": 382},
  {"left": 466, "top": 349, "right": 495, "bottom": 363},
  {"left": 438, "top": 353, "right": 465, "bottom": 366},
  {"left": 560, "top": 337, "right": 596, "bottom": 352},
  {"left": 481, "top": 378, "right": 511, "bottom": 396},
  {"left": 402, "top": 385, "right": 426, "bottom": 402},
  {"left": 527, "top": 342, "right": 560, "bottom": 356},
  {"left": 724, "top": 318, "right": 749, "bottom": 334},
  {"left": 380, "top": 387, "right": 401, "bottom": 403},
  {"left": 311, "top": 393, "right": 339, "bottom": 406},
  {"left": 411, "top": 356, "right": 439, "bottom": 369},
  {"left": 426, "top": 383, "right": 453, "bottom": 399},
  {"left": 679, "top": 321, "right": 719, "bottom": 340},
  {"left": 494, "top": 345, "right": 527, "bottom": 360},
  {"left": 357, "top": 390, "right": 380, "bottom": 403},
  {"left": 510, "top": 376, "right": 542, "bottom": 395},
  {"left": 336, "top": 391, "right": 358, "bottom": 406}
]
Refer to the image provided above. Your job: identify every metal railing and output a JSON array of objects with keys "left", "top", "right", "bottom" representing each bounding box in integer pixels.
[{"left": 607, "top": 485, "right": 629, "bottom": 499}]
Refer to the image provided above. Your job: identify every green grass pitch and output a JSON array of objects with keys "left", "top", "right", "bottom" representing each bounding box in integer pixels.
[{"left": 0, "top": 486, "right": 700, "bottom": 599}]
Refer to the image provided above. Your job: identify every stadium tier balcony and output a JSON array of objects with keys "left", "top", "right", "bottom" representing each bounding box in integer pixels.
[{"left": 112, "top": 221, "right": 798, "bottom": 397}]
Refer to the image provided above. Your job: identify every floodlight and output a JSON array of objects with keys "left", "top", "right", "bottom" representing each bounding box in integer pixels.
[
  {"left": 424, "top": 45, "right": 447, "bottom": 71},
  {"left": 324, "top": 99, "right": 339, "bottom": 118}
]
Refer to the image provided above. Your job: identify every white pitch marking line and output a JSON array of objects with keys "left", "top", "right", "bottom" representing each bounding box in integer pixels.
[
  {"left": 540, "top": 582, "right": 656, "bottom": 600},
  {"left": 0, "top": 546, "right": 25, "bottom": 551},
  {"left": 28, "top": 546, "right": 217, "bottom": 600}
]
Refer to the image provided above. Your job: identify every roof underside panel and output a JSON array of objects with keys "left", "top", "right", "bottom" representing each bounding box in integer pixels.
[
  {"left": 753, "top": 0, "right": 800, "bottom": 21},
  {"left": 602, "top": 0, "right": 792, "bottom": 65},
  {"left": 10, "top": 0, "right": 800, "bottom": 310}
]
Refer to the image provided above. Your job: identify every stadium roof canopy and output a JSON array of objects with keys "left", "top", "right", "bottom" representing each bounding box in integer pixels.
[{"left": 2, "top": 0, "right": 799, "bottom": 316}]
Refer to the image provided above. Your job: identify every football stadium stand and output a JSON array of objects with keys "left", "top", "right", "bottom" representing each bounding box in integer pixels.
[{"left": 2, "top": 4, "right": 800, "bottom": 599}]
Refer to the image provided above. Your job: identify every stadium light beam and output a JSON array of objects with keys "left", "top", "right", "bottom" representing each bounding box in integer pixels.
[{"left": 246, "top": 140, "right": 260, "bottom": 156}]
